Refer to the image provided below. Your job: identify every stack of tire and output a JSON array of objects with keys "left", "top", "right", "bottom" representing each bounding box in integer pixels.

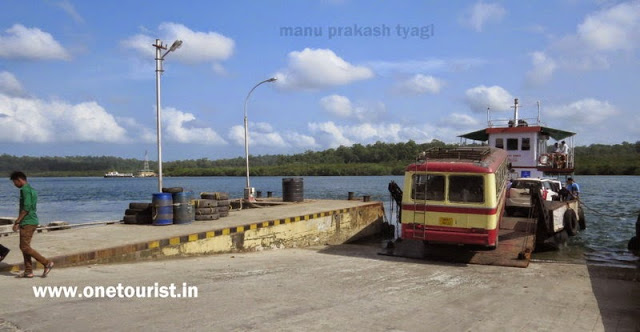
[
  {"left": 194, "top": 192, "right": 230, "bottom": 221},
  {"left": 122, "top": 202, "right": 153, "bottom": 225}
]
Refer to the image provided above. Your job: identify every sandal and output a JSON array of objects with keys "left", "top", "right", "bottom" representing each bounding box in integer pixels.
[
  {"left": 42, "top": 261, "right": 54, "bottom": 278},
  {"left": 17, "top": 272, "right": 34, "bottom": 278}
]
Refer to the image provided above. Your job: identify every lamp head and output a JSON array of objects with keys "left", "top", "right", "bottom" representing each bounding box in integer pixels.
[
  {"left": 266, "top": 77, "right": 277, "bottom": 82},
  {"left": 169, "top": 40, "right": 183, "bottom": 52}
]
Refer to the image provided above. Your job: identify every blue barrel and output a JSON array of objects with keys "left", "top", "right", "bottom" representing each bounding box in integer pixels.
[
  {"left": 172, "top": 191, "right": 194, "bottom": 224},
  {"left": 152, "top": 193, "right": 173, "bottom": 226}
]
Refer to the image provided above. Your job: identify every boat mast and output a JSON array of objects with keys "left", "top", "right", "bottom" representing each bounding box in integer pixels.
[{"left": 512, "top": 98, "right": 519, "bottom": 125}]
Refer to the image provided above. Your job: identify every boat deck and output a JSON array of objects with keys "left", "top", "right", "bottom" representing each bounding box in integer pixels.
[{"left": 381, "top": 216, "right": 537, "bottom": 268}]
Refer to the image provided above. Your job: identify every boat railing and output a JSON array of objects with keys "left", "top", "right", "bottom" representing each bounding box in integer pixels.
[{"left": 488, "top": 117, "right": 542, "bottom": 128}]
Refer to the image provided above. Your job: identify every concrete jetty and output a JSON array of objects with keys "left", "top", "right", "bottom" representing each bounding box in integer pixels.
[
  {"left": 0, "top": 243, "right": 638, "bottom": 331},
  {"left": 0, "top": 199, "right": 383, "bottom": 272}
]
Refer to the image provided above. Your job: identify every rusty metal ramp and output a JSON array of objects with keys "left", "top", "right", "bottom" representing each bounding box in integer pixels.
[{"left": 380, "top": 217, "right": 537, "bottom": 268}]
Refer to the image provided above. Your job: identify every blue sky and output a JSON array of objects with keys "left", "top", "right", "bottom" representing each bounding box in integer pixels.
[{"left": 0, "top": 1, "right": 638, "bottom": 160}]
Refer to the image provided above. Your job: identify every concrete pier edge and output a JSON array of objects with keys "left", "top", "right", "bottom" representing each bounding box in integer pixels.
[{"left": 0, "top": 202, "right": 384, "bottom": 273}]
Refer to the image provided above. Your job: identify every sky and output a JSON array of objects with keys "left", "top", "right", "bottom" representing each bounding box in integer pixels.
[{"left": 0, "top": 0, "right": 639, "bottom": 161}]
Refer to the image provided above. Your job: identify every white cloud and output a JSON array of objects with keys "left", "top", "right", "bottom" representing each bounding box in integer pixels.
[
  {"left": 396, "top": 74, "right": 444, "bottom": 94},
  {"left": 464, "top": 85, "right": 514, "bottom": 112},
  {"left": 438, "top": 113, "right": 481, "bottom": 130},
  {"left": 544, "top": 98, "right": 618, "bottom": 125},
  {"left": 228, "top": 122, "right": 315, "bottom": 149},
  {"left": 285, "top": 132, "right": 318, "bottom": 148},
  {"left": 308, "top": 121, "right": 354, "bottom": 148},
  {"left": 319, "top": 95, "right": 386, "bottom": 121},
  {"left": 55, "top": 0, "right": 84, "bottom": 24},
  {"left": 577, "top": 1, "right": 640, "bottom": 51},
  {"left": 526, "top": 2, "right": 640, "bottom": 82},
  {"left": 0, "top": 71, "right": 25, "bottom": 96},
  {"left": 274, "top": 48, "right": 373, "bottom": 90},
  {"left": 122, "top": 22, "right": 234, "bottom": 65},
  {"left": 0, "top": 24, "right": 70, "bottom": 60},
  {"left": 368, "top": 58, "right": 488, "bottom": 76},
  {"left": 525, "top": 51, "right": 557, "bottom": 86},
  {"left": 320, "top": 95, "right": 353, "bottom": 118},
  {"left": 162, "top": 107, "right": 227, "bottom": 145},
  {"left": 0, "top": 93, "right": 127, "bottom": 143},
  {"left": 461, "top": 1, "right": 506, "bottom": 32},
  {"left": 116, "top": 116, "right": 156, "bottom": 143}
]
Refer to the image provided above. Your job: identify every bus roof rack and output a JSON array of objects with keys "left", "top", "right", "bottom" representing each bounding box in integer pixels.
[{"left": 418, "top": 147, "right": 491, "bottom": 162}]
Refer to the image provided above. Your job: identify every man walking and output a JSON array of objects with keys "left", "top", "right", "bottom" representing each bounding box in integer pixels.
[{"left": 10, "top": 171, "right": 53, "bottom": 278}]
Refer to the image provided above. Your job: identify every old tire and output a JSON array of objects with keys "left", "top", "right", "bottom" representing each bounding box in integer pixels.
[
  {"left": 564, "top": 209, "right": 579, "bottom": 236},
  {"left": 216, "top": 199, "right": 230, "bottom": 207},
  {"left": 201, "top": 192, "right": 229, "bottom": 200},
  {"left": 195, "top": 213, "right": 220, "bottom": 221},
  {"left": 219, "top": 211, "right": 229, "bottom": 218},
  {"left": 194, "top": 199, "right": 217, "bottom": 208},
  {"left": 578, "top": 207, "right": 586, "bottom": 230},
  {"left": 216, "top": 206, "right": 230, "bottom": 213},
  {"left": 196, "top": 207, "right": 217, "bottom": 215},
  {"left": 123, "top": 215, "right": 138, "bottom": 224},
  {"left": 162, "top": 187, "right": 183, "bottom": 194},
  {"left": 129, "top": 202, "right": 151, "bottom": 210}
]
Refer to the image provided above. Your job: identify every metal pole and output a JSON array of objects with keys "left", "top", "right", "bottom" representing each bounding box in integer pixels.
[
  {"left": 154, "top": 39, "right": 164, "bottom": 193},
  {"left": 243, "top": 78, "right": 277, "bottom": 200}
]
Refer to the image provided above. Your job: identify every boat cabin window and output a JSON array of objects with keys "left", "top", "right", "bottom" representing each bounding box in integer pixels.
[
  {"left": 448, "top": 175, "right": 484, "bottom": 203},
  {"left": 521, "top": 138, "right": 530, "bottom": 151},
  {"left": 411, "top": 174, "right": 445, "bottom": 201},
  {"left": 506, "top": 138, "right": 519, "bottom": 150},
  {"left": 495, "top": 138, "right": 504, "bottom": 149}
]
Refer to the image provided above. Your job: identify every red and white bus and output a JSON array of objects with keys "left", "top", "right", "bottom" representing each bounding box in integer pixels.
[{"left": 400, "top": 147, "right": 509, "bottom": 248}]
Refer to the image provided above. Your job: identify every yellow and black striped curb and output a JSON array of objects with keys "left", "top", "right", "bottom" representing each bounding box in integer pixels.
[{"left": 1, "top": 202, "right": 383, "bottom": 272}]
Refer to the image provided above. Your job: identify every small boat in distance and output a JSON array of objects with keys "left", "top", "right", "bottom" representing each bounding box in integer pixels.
[{"left": 104, "top": 171, "right": 134, "bottom": 178}]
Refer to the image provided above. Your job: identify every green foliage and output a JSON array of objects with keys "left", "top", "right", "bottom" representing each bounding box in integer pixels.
[{"left": 0, "top": 140, "right": 637, "bottom": 176}]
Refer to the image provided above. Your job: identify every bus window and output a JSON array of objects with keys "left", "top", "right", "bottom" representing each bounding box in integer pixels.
[
  {"left": 495, "top": 138, "right": 504, "bottom": 149},
  {"left": 411, "top": 174, "right": 445, "bottom": 201},
  {"left": 449, "top": 175, "right": 484, "bottom": 203},
  {"left": 507, "top": 138, "right": 518, "bottom": 150}
]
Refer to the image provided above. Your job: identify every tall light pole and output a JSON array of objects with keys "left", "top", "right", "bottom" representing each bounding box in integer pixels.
[
  {"left": 244, "top": 77, "right": 277, "bottom": 201},
  {"left": 153, "top": 39, "right": 182, "bottom": 192}
]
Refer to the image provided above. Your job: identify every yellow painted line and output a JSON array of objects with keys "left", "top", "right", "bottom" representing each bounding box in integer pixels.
[
  {"left": 313, "top": 213, "right": 319, "bottom": 219},
  {"left": 222, "top": 228, "right": 230, "bottom": 235},
  {"left": 294, "top": 216, "right": 301, "bottom": 222},
  {"left": 284, "top": 218, "right": 291, "bottom": 224},
  {"left": 148, "top": 241, "right": 160, "bottom": 249},
  {"left": 304, "top": 215, "right": 310, "bottom": 220},
  {"left": 206, "top": 231, "right": 215, "bottom": 238},
  {"left": 169, "top": 237, "right": 180, "bottom": 245},
  {"left": 274, "top": 220, "right": 281, "bottom": 225},
  {"left": 237, "top": 226, "right": 244, "bottom": 232},
  {"left": 250, "top": 224, "right": 257, "bottom": 230},
  {"left": 263, "top": 221, "right": 270, "bottom": 227},
  {"left": 188, "top": 234, "right": 198, "bottom": 242}
]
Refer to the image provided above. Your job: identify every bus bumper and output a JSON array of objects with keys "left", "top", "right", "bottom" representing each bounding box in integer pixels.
[{"left": 401, "top": 223, "right": 498, "bottom": 247}]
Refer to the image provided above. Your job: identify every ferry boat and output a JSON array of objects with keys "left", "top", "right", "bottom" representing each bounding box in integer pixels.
[
  {"left": 388, "top": 98, "right": 584, "bottom": 253},
  {"left": 104, "top": 171, "right": 134, "bottom": 178}
]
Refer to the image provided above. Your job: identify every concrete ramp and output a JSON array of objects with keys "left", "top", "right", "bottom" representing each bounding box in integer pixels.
[{"left": 380, "top": 217, "right": 537, "bottom": 268}]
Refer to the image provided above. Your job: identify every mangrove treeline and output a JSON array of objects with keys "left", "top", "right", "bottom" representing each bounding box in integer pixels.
[{"left": 0, "top": 140, "right": 639, "bottom": 177}]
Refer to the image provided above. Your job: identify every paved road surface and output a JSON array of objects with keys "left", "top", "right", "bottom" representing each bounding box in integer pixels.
[{"left": 0, "top": 243, "right": 638, "bottom": 331}]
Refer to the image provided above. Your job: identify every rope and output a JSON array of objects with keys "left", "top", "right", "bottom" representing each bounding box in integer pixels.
[{"left": 577, "top": 198, "right": 638, "bottom": 218}]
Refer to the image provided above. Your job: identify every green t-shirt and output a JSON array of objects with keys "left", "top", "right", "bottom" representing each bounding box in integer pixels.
[{"left": 19, "top": 183, "right": 39, "bottom": 226}]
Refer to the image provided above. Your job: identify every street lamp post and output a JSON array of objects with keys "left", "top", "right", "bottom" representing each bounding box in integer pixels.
[
  {"left": 243, "top": 77, "right": 277, "bottom": 201},
  {"left": 153, "top": 38, "right": 182, "bottom": 193}
]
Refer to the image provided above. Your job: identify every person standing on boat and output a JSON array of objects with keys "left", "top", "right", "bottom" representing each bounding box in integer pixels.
[
  {"left": 564, "top": 177, "right": 580, "bottom": 200},
  {"left": 10, "top": 171, "right": 53, "bottom": 278}
]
